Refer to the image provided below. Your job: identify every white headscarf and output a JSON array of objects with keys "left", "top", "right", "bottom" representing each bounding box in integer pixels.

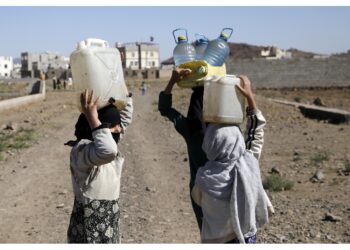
[{"left": 195, "top": 124, "right": 268, "bottom": 242}]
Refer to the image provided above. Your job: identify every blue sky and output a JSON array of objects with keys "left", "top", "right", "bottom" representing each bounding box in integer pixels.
[{"left": 1, "top": 6, "right": 350, "bottom": 60}]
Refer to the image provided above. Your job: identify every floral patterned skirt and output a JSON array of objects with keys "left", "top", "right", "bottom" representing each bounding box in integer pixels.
[{"left": 67, "top": 198, "right": 120, "bottom": 243}]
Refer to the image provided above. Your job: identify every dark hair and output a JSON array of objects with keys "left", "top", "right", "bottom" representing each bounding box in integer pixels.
[{"left": 75, "top": 104, "right": 121, "bottom": 142}]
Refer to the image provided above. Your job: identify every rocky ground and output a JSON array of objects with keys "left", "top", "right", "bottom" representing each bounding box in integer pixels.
[{"left": 0, "top": 81, "right": 349, "bottom": 243}]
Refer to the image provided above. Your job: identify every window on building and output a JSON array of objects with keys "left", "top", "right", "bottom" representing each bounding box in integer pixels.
[
  {"left": 4, "top": 64, "right": 7, "bottom": 69},
  {"left": 130, "top": 61, "right": 134, "bottom": 66},
  {"left": 132, "top": 52, "right": 135, "bottom": 57},
  {"left": 150, "top": 52, "right": 154, "bottom": 57},
  {"left": 152, "top": 62, "right": 155, "bottom": 66},
  {"left": 135, "top": 61, "right": 138, "bottom": 66}
]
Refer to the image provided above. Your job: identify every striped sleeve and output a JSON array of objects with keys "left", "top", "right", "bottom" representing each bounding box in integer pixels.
[{"left": 244, "top": 109, "right": 266, "bottom": 160}]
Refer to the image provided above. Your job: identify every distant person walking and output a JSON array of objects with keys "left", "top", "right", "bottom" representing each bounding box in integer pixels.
[
  {"left": 67, "top": 77, "right": 73, "bottom": 89},
  {"left": 66, "top": 89, "right": 133, "bottom": 243},
  {"left": 140, "top": 81, "right": 148, "bottom": 96},
  {"left": 57, "top": 79, "right": 61, "bottom": 90},
  {"left": 52, "top": 76, "right": 57, "bottom": 90}
]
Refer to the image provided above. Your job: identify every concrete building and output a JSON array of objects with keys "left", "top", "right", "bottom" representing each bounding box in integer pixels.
[
  {"left": 115, "top": 42, "right": 160, "bottom": 70},
  {"left": 21, "top": 52, "right": 69, "bottom": 78},
  {"left": 261, "top": 46, "right": 292, "bottom": 60},
  {"left": 0, "top": 56, "right": 13, "bottom": 78},
  {"left": 12, "top": 62, "right": 22, "bottom": 78}
]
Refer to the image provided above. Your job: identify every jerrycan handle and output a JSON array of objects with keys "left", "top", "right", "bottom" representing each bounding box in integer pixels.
[
  {"left": 173, "top": 28, "right": 188, "bottom": 44},
  {"left": 85, "top": 38, "right": 109, "bottom": 48},
  {"left": 221, "top": 28, "right": 233, "bottom": 40}
]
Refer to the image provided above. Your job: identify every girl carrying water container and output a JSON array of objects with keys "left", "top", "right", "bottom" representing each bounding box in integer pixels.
[
  {"left": 66, "top": 89, "right": 133, "bottom": 243},
  {"left": 191, "top": 75, "right": 272, "bottom": 243}
]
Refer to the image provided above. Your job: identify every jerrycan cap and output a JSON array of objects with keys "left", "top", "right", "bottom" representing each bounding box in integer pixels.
[
  {"left": 177, "top": 35, "right": 187, "bottom": 43},
  {"left": 220, "top": 32, "right": 229, "bottom": 41},
  {"left": 197, "top": 66, "right": 207, "bottom": 74}
]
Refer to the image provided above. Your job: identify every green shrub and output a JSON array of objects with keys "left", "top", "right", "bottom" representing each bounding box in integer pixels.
[
  {"left": 293, "top": 154, "right": 301, "bottom": 162},
  {"left": 311, "top": 152, "right": 329, "bottom": 164},
  {"left": 344, "top": 161, "right": 350, "bottom": 173},
  {"left": 0, "top": 129, "right": 36, "bottom": 161},
  {"left": 263, "top": 173, "right": 294, "bottom": 192},
  {"left": 294, "top": 96, "right": 301, "bottom": 103}
]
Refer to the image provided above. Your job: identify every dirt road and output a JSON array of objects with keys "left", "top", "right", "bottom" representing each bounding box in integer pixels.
[{"left": 0, "top": 84, "right": 349, "bottom": 243}]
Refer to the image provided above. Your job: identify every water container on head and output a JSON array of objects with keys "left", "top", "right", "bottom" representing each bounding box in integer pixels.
[
  {"left": 203, "top": 75, "right": 245, "bottom": 124},
  {"left": 172, "top": 28, "right": 196, "bottom": 66},
  {"left": 70, "top": 38, "right": 129, "bottom": 111},
  {"left": 194, "top": 34, "right": 209, "bottom": 60},
  {"left": 203, "top": 28, "right": 233, "bottom": 67},
  {"left": 176, "top": 60, "right": 226, "bottom": 88}
]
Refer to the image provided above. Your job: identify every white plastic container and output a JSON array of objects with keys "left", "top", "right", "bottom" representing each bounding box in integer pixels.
[
  {"left": 70, "top": 38, "right": 128, "bottom": 110},
  {"left": 203, "top": 75, "right": 246, "bottom": 124}
]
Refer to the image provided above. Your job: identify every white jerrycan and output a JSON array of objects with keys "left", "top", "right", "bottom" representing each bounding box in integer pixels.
[
  {"left": 203, "top": 75, "right": 246, "bottom": 124},
  {"left": 70, "top": 38, "right": 128, "bottom": 110}
]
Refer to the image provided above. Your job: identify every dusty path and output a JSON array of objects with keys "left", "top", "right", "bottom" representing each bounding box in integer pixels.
[
  {"left": 0, "top": 86, "right": 200, "bottom": 243},
  {"left": 119, "top": 86, "right": 199, "bottom": 243},
  {"left": 0, "top": 84, "right": 349, "bottom": 243},
  {"left": 0, "top": 91, "right": 77, "bottom": 243}
]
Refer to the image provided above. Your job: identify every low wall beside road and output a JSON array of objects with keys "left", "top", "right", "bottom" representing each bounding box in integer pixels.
[
  {"left": 0, "top": 80, "right": 46, "bottom": 112},
  {"left": 226, "top": 58, "right": 350, "bottom": 88}
]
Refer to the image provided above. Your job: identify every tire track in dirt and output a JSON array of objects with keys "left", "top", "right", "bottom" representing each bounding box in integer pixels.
[{"left": 119, "top": 85, "right": 200, "bottom": 243}]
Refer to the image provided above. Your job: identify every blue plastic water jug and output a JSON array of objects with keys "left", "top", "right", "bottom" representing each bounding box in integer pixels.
[
  {"left": 194, "top": 34, "right": 209, "bottom": 60},
  {"left": 203, "top": 28, "right": 233, "bottom": 66},
  {"left": 172, "top": 28, "right": 196, "bottom": 66}
]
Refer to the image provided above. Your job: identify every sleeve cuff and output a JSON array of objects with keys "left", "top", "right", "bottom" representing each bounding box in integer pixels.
[
  {"left": 246, "top": 107, "right": 260, "bottom": 116},
  {"left": 91, "top": 123, "right": 111, "bottom": 132}
]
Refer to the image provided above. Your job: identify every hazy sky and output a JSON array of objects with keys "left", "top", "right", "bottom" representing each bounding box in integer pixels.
[{"left": 1, "top": 6, "right": 350, "bottom": 60}]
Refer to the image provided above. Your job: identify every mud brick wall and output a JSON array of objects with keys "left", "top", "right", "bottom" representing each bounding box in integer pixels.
[{"left": 226, "top": 58, "right": 350, "bottom": 88}]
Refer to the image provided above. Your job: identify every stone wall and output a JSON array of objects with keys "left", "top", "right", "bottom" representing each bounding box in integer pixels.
[
  {"left": 0, "top": 80, "right": 46, "bottom": 112},
  {"left": 226, "top": 58, "right": 350, "bottom": 88}
]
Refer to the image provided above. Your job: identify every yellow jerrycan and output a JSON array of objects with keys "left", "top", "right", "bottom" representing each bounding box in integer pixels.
[{"left": 176, "top": 60, "right": 226, "bottom": 88}]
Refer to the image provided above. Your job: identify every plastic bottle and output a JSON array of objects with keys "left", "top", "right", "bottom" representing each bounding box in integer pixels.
[
  {"left": 172, "top": 28, "right": 196, "bottom": 66},
  {"left": 194, "top": 34, "right": 209, "bottom": 60},
  {"left": 203, "top": 75, "right": 245, "bottom": 124},
  {"left": 70, "top": 38, "right": 129, "bottom": 111},
  {"left": 203, "top": 28, "right": 233, "bottom": 66}
]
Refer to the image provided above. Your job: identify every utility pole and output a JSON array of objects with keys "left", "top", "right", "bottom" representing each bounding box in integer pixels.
[{"left": 136, "top": 42, "right": 142, "bottom": 70}]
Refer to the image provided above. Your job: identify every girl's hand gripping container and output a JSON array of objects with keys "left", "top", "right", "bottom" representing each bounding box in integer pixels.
[
  {"left": 70, "top": 38, "right": 129, "bottom": 111},
  {"left": 203, "top": 75, "right": 246, "bottom": 124}
]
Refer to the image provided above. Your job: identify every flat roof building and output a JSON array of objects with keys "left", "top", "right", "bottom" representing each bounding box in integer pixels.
[{"left": 116, "top": 42, "right": 160, "bottom": 70}]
